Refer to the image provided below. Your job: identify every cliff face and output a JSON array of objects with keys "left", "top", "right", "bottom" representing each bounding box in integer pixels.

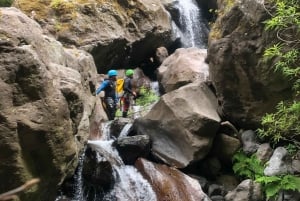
[
  {"left": 0, "top": 7, "right": 105, "bottom": 201},
  {"left": 14, "top": 0, "right": 175, "bottom": 73},
  {"left": 207, "top": 0, "right": 294, "bottom": 128}
]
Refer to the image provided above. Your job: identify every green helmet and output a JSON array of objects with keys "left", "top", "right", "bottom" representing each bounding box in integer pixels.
[{"left": 125, "top": 69, "right": 134, "bottom": 76}]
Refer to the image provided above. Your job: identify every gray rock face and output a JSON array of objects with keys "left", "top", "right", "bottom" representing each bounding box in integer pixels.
[
  {"left": 207, "top": 0, "right": 294, "bottom": 128},
  {"left": 225, "top": 179, "right": 263, "bottom": 201},
  {"left": 134, "top": 81, "right": 220, "bottom": 168},
  {"left": 241, "top": 130, "right": 259, "bottom": 154},
  {"left": 264, "top": 147, "right": 291, "bottom": 176},
  {"left": 0, "top": 7, "right": 101, "bottom": 201}
]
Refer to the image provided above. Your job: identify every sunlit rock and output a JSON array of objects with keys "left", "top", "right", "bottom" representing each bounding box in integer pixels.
[
  {"left": 0, "top": 7, "right": 100, "bottom": 201},
  {"left": 157, "top": 47, "right": 209, "bottom": 93},
  {"left": 134, "top": 81, "right": 220, "bottom": 168}
]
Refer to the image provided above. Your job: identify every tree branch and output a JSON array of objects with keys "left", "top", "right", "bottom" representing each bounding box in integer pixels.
[{"left": 0, "top": 178, "right": 40, "bottom": 201}]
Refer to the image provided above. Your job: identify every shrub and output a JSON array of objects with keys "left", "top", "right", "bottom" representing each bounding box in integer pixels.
[
  {"left": 0, "top": 0, "right": 14, "bottom": 7},
  {"left": 258, "top": 0, "right": 300, "bottom": 149},
  {"left": 135, "top": 86, "right": 159, "bottom": 107},
  {"left": 233, "top": 151, "right": 300, "bottom": 200}
]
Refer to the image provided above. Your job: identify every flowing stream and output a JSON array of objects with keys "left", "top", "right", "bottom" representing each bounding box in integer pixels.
[
  {"left": 57, "top": 122, "right": 157, "bottom": 201},
  {"left": 88, "top": 140, "right": 157, "bottom": 201}
]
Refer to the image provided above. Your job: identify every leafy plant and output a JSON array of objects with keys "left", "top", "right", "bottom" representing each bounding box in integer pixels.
[
  {"left": 0, "top": 0, "right": 14, "bottom": 7},
  {"left": 258, "top": 0, "right": 300, "bottom": 148},
  {"left": 256, "top": 175, "right": 300, "bottom": 200},
  {"left": 232, "top": 151, "right": 264, "bottom": 180},
  {"left": 285, "top": 143, "right": 297, "bottom": 155},
  {"left": 233, "top": 151, "right": 300, "bottom": 200},
  {"left": 257, "top": 101, "right": 300, "bottom": 145},
  {"left": 135, "top": 86, "right": 159, "bottom": 107}
]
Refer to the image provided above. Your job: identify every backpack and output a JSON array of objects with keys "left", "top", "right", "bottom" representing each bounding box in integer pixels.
[{"left": 116, "top": 78, "right": 125, "bottom": 97}]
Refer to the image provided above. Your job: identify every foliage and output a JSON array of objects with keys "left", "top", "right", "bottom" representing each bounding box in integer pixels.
[
  {"left": 285, "top": 143, "right": 298, "bottom": 155},
  {"left": 0, "top": 0, "right": 14, "bottom": 7},
  {"left": 50, "top": 0, "right": 75, "bottom": 14},
  {"left": 135, "top": 86, "right": 159, "bottom": 107},
  {"left": 256, "top": 175, "right": 300, "bottom": 200},
  {"left": 257, "top": 101, "right": 300, "bottom": 145},
  {"left": 232, "top": 151, "right": 300, "bottom": 200},
  {"left": 232, "top": 151, "right": 264, "bottom": 180},
  {"left": 258, "top": 0, "right": 300, "bottom": 148}
]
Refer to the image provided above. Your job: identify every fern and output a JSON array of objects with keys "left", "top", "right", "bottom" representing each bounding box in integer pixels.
[
  {"left": 233, "top": 152, "right": 300, "bottom": 200},
  {"left": 232, "top": 151, "right": 264, "bottom": 180},
  {"left": 256, "top": 175, "right": 300, "bottom": 200}
]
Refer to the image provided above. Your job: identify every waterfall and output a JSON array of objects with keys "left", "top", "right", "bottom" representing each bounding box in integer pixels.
[
  {"left": 87, "top": 140, "right": 157, "bottom": 201},
  {"left": 175, "top": 0, "right": 209, "bottom": 48},
  {"left": 56, "top": 120, "right": 157, "bottom": 201}
]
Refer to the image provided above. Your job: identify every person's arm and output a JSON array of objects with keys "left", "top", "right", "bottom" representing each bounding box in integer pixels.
[{"left": 96, "top": 80, "right": 108, "bottom": 95}]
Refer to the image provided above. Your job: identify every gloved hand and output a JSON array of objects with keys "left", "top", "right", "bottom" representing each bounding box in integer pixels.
[
  {"left": 132, "top": 91, "right": 137, "bottom": 97},
  {"left": 99, "top": 91, "right": 105, "bottom": 98}
]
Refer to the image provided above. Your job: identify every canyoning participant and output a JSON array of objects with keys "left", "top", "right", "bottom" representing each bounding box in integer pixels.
[
  {"left": 96, "top": 69, "right": 118, "bottom": 120},
  {"left": 121, "top": 69, "right": 136, "bottom": 117}
]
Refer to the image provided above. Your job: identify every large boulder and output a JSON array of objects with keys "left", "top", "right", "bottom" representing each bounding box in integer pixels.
[
  {"left": 207, "top": 0, "right": 294, "bottom": 128},
  {"left": 14, "top": 0, "right": 175, "bottom": 73},
  {"left": 0, "top": 7, "right": 102, "bottom": 201},
  {"left": 157, "top": 47, "right": 209, "bottom": 93},
  {"left": 133, "top": 81, "right": 220, "bottom": 168}
]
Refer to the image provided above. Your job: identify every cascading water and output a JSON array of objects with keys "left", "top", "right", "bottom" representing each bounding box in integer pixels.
[
  {"left": 56, "top": 122, "right": 157, "bottom": 201},
  {"left": 175, "top": 0, "right": 209, "bottom": 48},
  {"left": 87, "top": 139, "right": 157, "bottom": 200}
]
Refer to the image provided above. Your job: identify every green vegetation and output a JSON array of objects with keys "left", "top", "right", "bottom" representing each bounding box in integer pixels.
[
  {"left": 233, "top": 151, "right": 300, "bottom": 200},
  {"left": 233, "top": 151, "right": 264, "bottom": 180},
  {"left": 0, "top": 0, "right": 14, "bottom": 7},
  {"left": 115, "top": 86, "right": 159, "bottom": 118},
  {"left": 135, "top": 86, "right": 159, "bottom": 107},
  {"left": 50, "top": 0, "right": 75, "bottom": 14},
  {"left": 257, "top": 0, "right": 300, "bottom": 148}
]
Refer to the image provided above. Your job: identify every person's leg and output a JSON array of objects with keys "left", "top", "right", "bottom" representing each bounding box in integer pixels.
[
  {"left": 105, "top": 97, "right": 116, "bottom": 120},
  {"left": 122, "top": 96, "right": 130, "bottom": 117}
]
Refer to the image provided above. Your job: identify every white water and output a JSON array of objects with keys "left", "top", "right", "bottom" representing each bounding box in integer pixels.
[
  {"left": 119, "top": 123, "right": 132, "bottom": 138},
  {"left": 176, "top": 0, "right": 209, "bottom": 48},
  {"left": 72, "top": 150, "right": 86, "bottom": 201},
  {"left": 103, "top": 166, "right": 157, "bottom": 201},
  {"left": 87, "top": 138, "right": 157, "bottom": 201}
]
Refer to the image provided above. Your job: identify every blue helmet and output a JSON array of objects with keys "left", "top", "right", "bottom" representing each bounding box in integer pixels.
[{"left": 107, "top": 70, "right": 118, "bottom": 77}]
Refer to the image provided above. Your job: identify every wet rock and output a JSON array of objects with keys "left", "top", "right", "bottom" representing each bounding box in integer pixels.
[
  {"left": 135, "top": 158, "right": 211, "bottom": 201},
  {"left": 82, "top": 148, "right": 113, "bottom": 189},
  {"left": 114, "top": 135, "right": 151, "bottom": 165}
]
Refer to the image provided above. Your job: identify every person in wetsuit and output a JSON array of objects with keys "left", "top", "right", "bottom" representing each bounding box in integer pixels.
[{"left": 96, "top": 70, "right": 118, "bottom": 120}]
